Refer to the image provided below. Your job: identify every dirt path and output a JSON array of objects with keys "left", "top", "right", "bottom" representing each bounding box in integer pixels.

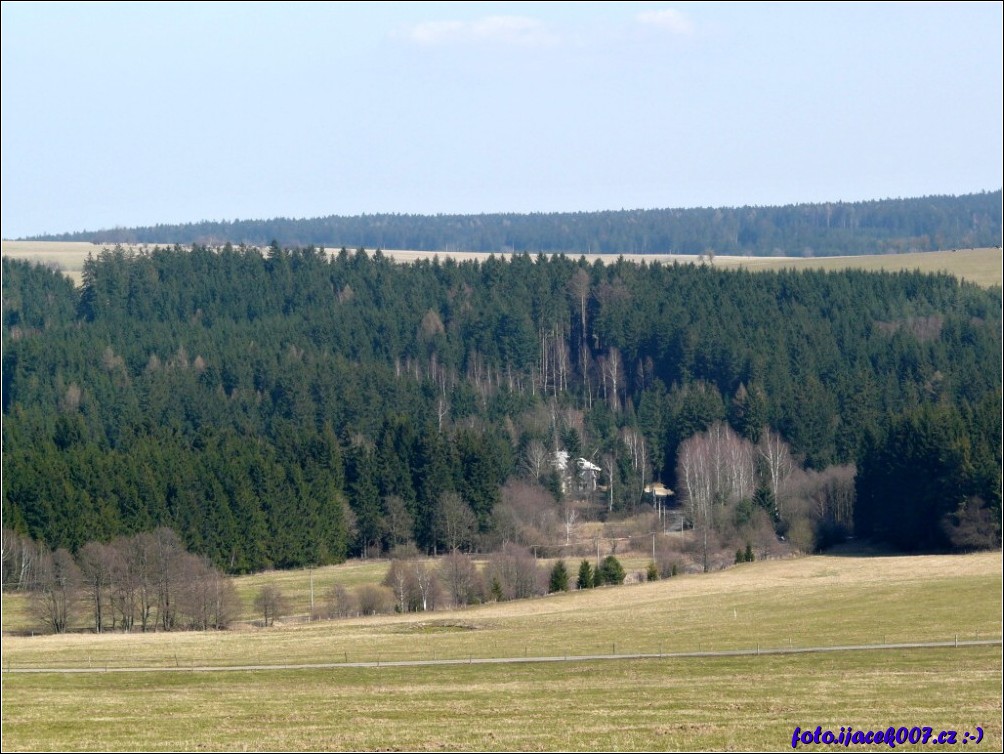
[{"left": 4, "top": 639, "right": 998, "bottom": 674}]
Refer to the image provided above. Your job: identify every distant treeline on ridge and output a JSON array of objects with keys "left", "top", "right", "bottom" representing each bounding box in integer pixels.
[{"left": 25, "top": 190, "right": 1002, "bottom": 257}]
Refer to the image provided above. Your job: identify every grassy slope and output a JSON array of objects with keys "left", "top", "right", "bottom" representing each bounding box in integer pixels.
[
  {"left": 3, "top": 649, "right": 999, "bottom": 751},
  {"left": 1, "top": 551, "right": 1000, "bottom": 751},
  {"left": 0, "top": 554, "right": 656, "bottom": 634},
  {"left": 3, "top": 552, "right": 999, "bottom": 669}
]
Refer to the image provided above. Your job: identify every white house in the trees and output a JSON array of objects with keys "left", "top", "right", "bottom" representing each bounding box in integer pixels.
[{"left": 576, "top": 458, "right": 601, "bottom": 492}]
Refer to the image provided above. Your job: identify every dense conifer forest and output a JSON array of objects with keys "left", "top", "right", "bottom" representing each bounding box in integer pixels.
[
  {"left": 2, "top": 244, "right": 1000, "bottom": 573},
  {"left": 25, "top": 191, "right": 1002, "bottom": 257}
]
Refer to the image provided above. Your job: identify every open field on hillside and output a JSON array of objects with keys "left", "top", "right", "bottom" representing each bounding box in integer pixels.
[
  {"left": 2, "top": 241, "right": 99, "bottom": 286},
  {"left": 3, "top": 552, "right": 1000, "bottom": 750},
  {"left": 4, "top": 241, "right": 1000, "bottom": 288},
  {"left": 3, "top": 552, "right": 999, "bottom": 670},
  {"left": 0, "top": 552, "right": 656, "bottom": 634},
  {"left": 373, "top": 247, "right": 1003, "bottom": 288},
  {"left": 2, "top": 647, "right": 999, "bottom": 751},
  {"left": 710, "top": 247, "right": 1002, "bottom": 287}
]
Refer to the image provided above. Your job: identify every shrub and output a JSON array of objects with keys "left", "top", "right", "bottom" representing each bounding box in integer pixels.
[
  {"left": 322, "top": 583, "right": 356, "bottom": 618},
  {"left": 356, "top": 584, "right": 393, "bottom": 615},
  {"left": 484, "top": 543, "right": 543, "bottom": 601}
]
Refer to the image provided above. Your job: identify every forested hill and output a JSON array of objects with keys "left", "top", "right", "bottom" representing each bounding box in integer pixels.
[
  {"left": 26, "top": 191, "right": 1002, "bottom": 257},
  {"left": 2, "top": 247, "right": 1000, "bottom": 572}
]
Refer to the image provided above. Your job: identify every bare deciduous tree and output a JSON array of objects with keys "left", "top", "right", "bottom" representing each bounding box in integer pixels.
[
  {"left": 151, "top": 527, "right": 186, "bottom": 631},
  {"left": 254, "top": 584, "right": 289, "bottom": 627},
  {"left": 125, "top": 531, "right": 158, "bottom": 632},
  {"left": 567, "top": 268, "right": 592, "bottom": 407},
  {"left": 494, "top": 480, "right": 560, "bottom": 548},
  {"left": 1, "top": 528, "right": 44, "bottom": 592},
  {"left": 603, "top": 347, "right": 623, "bottom": 413},
  {"left": 383, "top": 558, "right": 417, "bottom": 613},
  {"left": 383, "top": 556, "right": 440, "bottom": 612},
  {"left": 436, "top": 492, "right": 477, "bottom": 553},
  {"left": 679, "top": 423, "right": 761, "bottom": 571},
  {"left": 678, "top": 430, "right": 715, "bottom": 573},
  {"left": 484, "top": 543, "right": 543, "bottom": 601},
  {"left": 621, "top": 427, "right": 648, "bottom": 508},
  {"left": 322, "top": 583, "right": 357, "bottom": 618},
  {"left": 77, "top": 541, "right": 116, "bottom": 633},
  {"left": 758, "top": 428, "right": 794, "bottom": 519},
  {"left": 31, "top": 548, "right": 81, "bottom": 633},
  {"left": 382, "top": 495, "right": 414, "bottom": 550},
  {"left": 439, "top": 550, "right": 483, "bottom": 607},
  {"left": 521, "top": 439, "right": 551, "bottom": 483},
  {"left": 181, "top": 555, "right": 240, "bottom": 630},
  {"left": 411, "top": 561, "right": 441, "bottom": 611}
]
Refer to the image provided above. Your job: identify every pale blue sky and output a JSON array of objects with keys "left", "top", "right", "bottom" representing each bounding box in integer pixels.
[{"left": 2, "top": 1, "right": 1001, "bottom": 238}]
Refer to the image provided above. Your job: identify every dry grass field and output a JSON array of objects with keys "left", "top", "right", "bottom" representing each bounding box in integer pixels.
[
  {"left": 3, "top": 551, "right": 999, "bottom": 670},
  {"left": 374, "top": 247, "right": 1002, "bottom": 289},
  {"left": 2, "top": 551, "right": 1000, "bottom": 751},
  {"left": 0, "top": 553, "right": 656, "bottom": 635},
  {"left": 4, "top": 241, "right": 1001, "bottom": 288},
  {"left": 3, "top": 648, "right": 998, "bottom": 751}
]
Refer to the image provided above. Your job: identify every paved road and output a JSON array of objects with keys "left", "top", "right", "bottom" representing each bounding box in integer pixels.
[{"left": 3, "top": 639, "right": 999, "bottom": 674}]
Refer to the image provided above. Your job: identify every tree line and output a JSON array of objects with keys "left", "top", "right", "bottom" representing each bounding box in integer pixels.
[
  {"left": 373, "top": 546, "right": 626, "bottom": 616},
  {"left": 2, "top": 243, "right": 1000, "bottom": 572},
  {"left": 4, "top": 521, "right": 638, "bottom": 633},
  {"left": 2, "top": 527, "right": 238, "bottom": 633},
  {"left": 25, "top": 191, "right": 1002, "bottom": 257},
  {"left": 252, "top": 546, "right": 631, "bottom": 627}
]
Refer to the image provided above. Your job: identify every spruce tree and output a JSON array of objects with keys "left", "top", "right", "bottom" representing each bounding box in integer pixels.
[
  {"left": 549, "top": 559, "right": 570, "bottom": 592},
  {"left": 598, "top": 555, "right": 625, "bottom": 585}
]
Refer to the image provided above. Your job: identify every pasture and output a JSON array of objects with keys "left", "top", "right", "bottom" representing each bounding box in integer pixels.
[
  {"left": 3, "top": 552, "right": 999, "bottom": 669},
  {"left": 4, "top": 240, "right": 1001, "bottom": 288},
  {"left": 3, "top": 648, "right": 998, "bottom": 751},
  {"left": 2, "top": 552, "right": 1000, "bottom": 749}
]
